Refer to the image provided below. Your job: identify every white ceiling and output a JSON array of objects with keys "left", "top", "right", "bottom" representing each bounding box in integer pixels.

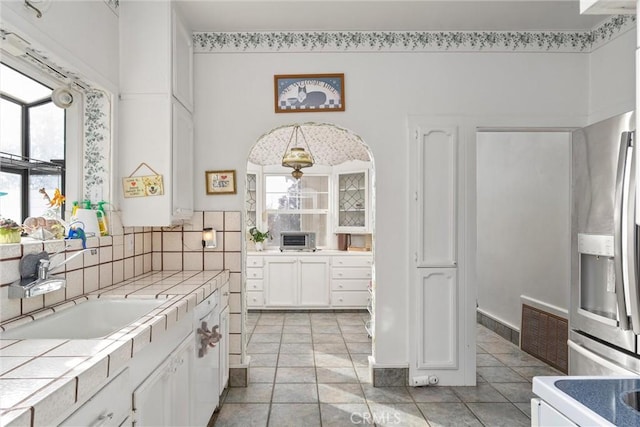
[{"left": 176, "top": 0, "right": 607, "bottom": 33}]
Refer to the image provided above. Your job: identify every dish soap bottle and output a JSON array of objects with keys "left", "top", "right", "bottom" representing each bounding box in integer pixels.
[{"left": 96, "top": 201, "right": 109, "bottom": 236}]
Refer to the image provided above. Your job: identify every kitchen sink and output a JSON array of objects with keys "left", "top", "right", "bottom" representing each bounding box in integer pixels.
[{"left": 0, "top": 298, "right": 165, "bottom": 340}]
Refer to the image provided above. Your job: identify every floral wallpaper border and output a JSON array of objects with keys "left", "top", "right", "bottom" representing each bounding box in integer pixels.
[
  {"left": 84, "top": 91, "right": 111, "bottom": 204},
  {"left": 194, "top": 15, "right": 635, "bottom": 53}
]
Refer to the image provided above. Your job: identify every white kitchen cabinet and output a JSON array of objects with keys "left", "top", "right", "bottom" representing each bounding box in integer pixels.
[
  {"left": 132, "top": 334, "right": 194, "bottom": 426},
  {"left": 299, "top": 256, "right": 331, "bottom": 306},
  {"left": 334, "top": 161, "right": 371, "bottom": 233},
  {"left": 60, "top": 368, "right": 130, "bottom": 427},
  {"left": 265, "top": 256, "right": 330, "bottom": 307},
  {"left": 265, "top": 256, "right": 298, "bottom": 306},
  {"left": 531, "top": 398, "right": 578, "bottom": 427},
  {"left": 246, "top": 163, "right": 263, "bottom": 231},
  {"left": 579, "top": 0, "right": 635, "bottom": 14},
  {"left": 172, "top": 8, "right": 194, "bottom": 112},
  {"left": 172, "top": 100, "right": 194, "bottom": 221},
  {"left": 248, "top": 254, "right": 369, "bottom": 309},
  {"left": 331, "top": 255, "right": 372, "bottom": 308},
  {"left": 414, "top": 268, "right": 458, "bottom": 372},
  {"left": 414, "top": 126, "right": 457, "bottom": 267},
  {"left": 219, "top": 305, "right": 230, "bottom": 394},
  {"left": 119, "top": 0, "right": 194, "bottom": 226}
]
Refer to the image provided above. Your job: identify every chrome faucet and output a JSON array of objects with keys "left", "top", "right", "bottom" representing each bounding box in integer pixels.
[{"left": 9, "top": 247, "right": 97, "bottom": 299}]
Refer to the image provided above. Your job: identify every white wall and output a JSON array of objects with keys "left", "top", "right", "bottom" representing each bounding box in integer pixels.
[
  {"left": 0, "top": 0, "right": 119, "bottom": 90},
  {"left": 588, "top": 28, "right": 635, "bottom": 124},
  {"left": 477, "top": 132, "right": 571, "bottom": 329},
  {"left": 194, "top": 50, "right": 589, "bottom": 364}
]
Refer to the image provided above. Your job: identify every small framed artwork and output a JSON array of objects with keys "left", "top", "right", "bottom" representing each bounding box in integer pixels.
[
  {"left": 274, "top": 73, "right": 345, "bottom": 113},
  {"left": 205, "top": 170, "right": 237, "bottom": 195}
]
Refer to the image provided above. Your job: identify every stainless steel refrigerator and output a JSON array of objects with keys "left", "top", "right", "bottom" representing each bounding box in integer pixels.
[{"left": 569, "top": 111, "right": 640, "bottom": 375}]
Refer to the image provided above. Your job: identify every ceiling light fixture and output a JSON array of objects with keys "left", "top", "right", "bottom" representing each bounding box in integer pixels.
[{"left": 281, "top": 124, "right": 314, "bottom": 179}]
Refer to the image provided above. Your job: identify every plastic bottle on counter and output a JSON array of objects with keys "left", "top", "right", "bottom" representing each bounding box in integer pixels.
[{"left": 96, "top": 201, "right": 109, "bottom": 236}]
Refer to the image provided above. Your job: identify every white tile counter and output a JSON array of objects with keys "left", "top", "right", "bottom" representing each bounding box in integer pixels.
[{"left": 0, "top": 270, "right": 229, "bottom": 427}]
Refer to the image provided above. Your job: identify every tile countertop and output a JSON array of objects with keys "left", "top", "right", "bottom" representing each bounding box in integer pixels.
[
  {"left": 0, "top": 270, "right": 229, "bottom": 427},
  {"left": 533, "top": 375, "right": 640, "bottom": 427}
]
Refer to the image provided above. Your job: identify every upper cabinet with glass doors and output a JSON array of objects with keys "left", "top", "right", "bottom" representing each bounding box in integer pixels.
[{"left": 334, "top": 161, "right": 371, "bottom": 233}]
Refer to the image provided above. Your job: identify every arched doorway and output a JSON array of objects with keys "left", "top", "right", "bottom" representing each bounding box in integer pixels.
[{"left": 242, "top": 122, "right": 376, "bottom": 361}]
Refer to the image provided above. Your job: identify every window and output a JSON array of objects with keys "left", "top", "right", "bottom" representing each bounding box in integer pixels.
[
  {"left": 0, "top": 62, "right": 65, "bottom": 222},
  {"left": 264, "top": 174, "right": 329, "bottom": 247}
]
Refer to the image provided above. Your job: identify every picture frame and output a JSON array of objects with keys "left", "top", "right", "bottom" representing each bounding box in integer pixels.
[
  {"left": 205, "top": 170, "right": 237, "bottom": 195},
  {"left": 274, "top": 73, "right": 345, "bottom": 113}
]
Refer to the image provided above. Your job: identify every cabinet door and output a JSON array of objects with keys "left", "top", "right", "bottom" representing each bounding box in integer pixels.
[
  {"left": 265, "top": 257, "right": 298, "bottom": 306},
  {"left": 246, "top": 172, "right": 258, "bottom": 229},
  {"left": 335, "top": 169, "right": 369, "bottom": 233},
  {"left": 414, "top": 269, "right": 459, "bottom": 375},
  {"left": 132, "top": 357, "right": 172, "bottom": 425},
  {"left": 172, "top": 100, "right": 194, "bottom": 221},
  {"left": 414, "top": 126, "right": 457, "bottom": 267},
  {"left": 172, "top": 8, "right": 193, "bottom": 111},
  {"left": 132, "top": 334, "right": 193, "bottom": 426},
  {"left": 532, "top": 398, "right": 578, "bottom": 427},
  {"left": 219, "top": 305, "right": 230, "bottom": 394},
  {"left": 170, "top": 339, "right": 193, "bottom": 427},
  {"left": 299, "top": 257, "right": 330, "bottom": 306}
]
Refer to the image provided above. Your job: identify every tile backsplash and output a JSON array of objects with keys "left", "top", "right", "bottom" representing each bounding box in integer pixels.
[{"left": 0, "top": 210, "right": 243, "bottom": 365}]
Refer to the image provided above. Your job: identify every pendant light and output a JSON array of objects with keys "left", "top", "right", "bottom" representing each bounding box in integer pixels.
[{"left": 281, "top": 125, "right": 314, "bottom": 179}]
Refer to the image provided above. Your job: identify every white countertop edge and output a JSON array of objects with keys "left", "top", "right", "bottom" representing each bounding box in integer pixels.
[
  {"left": 532, "top": 375, "right": 636, "bottom": 427},
  {"left": 0, "top": 269, "right": 230, "bottom": 426},
  {"left": 247, "top": 249, "right": 372, "bottom": 255}
]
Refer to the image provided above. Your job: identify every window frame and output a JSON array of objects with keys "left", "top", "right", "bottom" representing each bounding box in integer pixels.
[
  {"left": 0, "top": 57, "right": 79, "bottom": 222},
  {"left": 260, "top": 165, "right": 333, "bottom": 249}
]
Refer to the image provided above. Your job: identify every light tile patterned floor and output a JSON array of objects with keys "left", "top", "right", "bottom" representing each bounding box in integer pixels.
[{"left": 212, "top": 311, "right": 563, "bottom": 426}]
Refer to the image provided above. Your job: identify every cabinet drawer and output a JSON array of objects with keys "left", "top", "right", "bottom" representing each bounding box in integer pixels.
[
  {"left": 331, "top": 267, "right": 372, "bottom": 280},
  {"left": 60, "top": 368, "right": 130, "bottom": 426},
  {"left": 331, "top": 279, "right": 370, "bottom": 291},
  {"left": 220, "top": 281, "right": 230, "bottom": 309},
  {"left": 247, "top": 279, "right": 263, "bottom": 291},
  {"left": 332, "top": 256, "right": 372, "bottom": 267},
  {"left": 246, "top": 267, "right": 264, "bottom": 279},
  {"left": 246, "top": 291, "right": 263, "bottom": 308},
  {"left": 331, "top": 291, "right": 370, "bottom": 307},
  {"left": 246, "top": 256, "right": 263, "bottom": 268}
]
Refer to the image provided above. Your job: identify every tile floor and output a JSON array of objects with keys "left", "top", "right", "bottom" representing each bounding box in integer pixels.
[{"left": 212, "top": 311, "right": 564, "bottom": 426}]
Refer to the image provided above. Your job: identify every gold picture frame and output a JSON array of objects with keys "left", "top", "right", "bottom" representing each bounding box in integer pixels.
[{"left": 205, "top": 170, "right": 237, "bottom": 195}]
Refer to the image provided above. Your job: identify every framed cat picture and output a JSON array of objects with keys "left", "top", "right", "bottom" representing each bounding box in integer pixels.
[{"left": 274, "top": 73, "right": 345, "bottom": 113}]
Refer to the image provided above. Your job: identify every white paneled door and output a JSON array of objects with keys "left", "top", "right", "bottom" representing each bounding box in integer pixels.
[{"left": 409, "top": 119, "right": 473, "bottom": 386}]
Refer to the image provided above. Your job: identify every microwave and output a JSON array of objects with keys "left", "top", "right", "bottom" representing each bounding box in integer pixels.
[{"left": 280, "top": 231, "right": 317, "bottom": 251}]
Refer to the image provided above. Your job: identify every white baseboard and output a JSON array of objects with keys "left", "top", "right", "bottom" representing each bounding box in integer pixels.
[{"left": 520, "top": 295, "right": 568, "bottom": 319}]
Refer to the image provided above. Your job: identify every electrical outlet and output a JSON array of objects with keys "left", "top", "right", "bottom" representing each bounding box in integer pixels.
[{"left": 412, "top": 376, "right": 430, "bottom": 386}]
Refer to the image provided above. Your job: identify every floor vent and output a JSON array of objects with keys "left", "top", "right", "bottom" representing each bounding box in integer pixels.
[{"left": 521, "top": 304, "right": 568, "bottom": 373}]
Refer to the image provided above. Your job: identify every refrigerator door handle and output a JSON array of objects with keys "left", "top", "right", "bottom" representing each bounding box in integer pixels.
[
  {"left": 614, "top": 131, "right": 632, "bottom": 331},
  {"left": 622, "top": 133, "right": 640, "bottom": 334}
]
